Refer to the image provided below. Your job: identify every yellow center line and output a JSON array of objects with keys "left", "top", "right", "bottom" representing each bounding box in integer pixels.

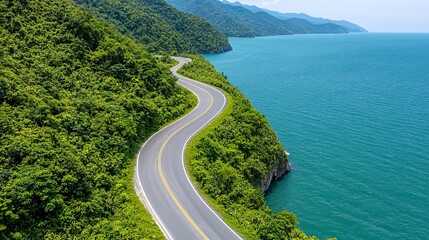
[{"left": 158, "top": 80, "right": 216, "bottom": 240}]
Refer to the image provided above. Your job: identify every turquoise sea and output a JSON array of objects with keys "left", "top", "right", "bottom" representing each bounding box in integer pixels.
[{"left": 205, "top": 33, "right": 429, "bottom": 239}]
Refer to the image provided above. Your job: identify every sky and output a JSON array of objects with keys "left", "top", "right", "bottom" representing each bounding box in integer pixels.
[{"left": 225, "top": 0, "right": 429, "bottom": 32}]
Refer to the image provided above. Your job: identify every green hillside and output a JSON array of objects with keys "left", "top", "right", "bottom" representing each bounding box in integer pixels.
[
  {"left": 165, "top": 0, "right": 348, "bottom": 37},
  {"left": 0, "top": 0, "right": 194, "bottom": 238},
  {"left": 73, "top": 0, "right": 232, "bottom": 54}
]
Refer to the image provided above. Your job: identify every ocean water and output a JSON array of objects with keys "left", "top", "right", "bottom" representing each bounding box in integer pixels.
[{"left": 205, "top": 33, "right": 429, "bottom": 240}]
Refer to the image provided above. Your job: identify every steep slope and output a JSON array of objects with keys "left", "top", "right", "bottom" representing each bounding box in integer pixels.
[
  {"left": 0, "top": 0, "right": 195, "bottom": 238},
  {"left": 165, "top": 0, "right": 348, "bottom": 37},
  {"left": 228, "top": 1, "right": 367, "bottom": 32},
  {"left": 166, "top": 0, "right": 292, "bottom": 37},
  {"left": 73, "top": 0, "right": 232, "bottom": 53}
]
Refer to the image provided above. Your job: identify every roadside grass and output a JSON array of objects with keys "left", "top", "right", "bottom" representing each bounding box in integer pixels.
[
  {"left": 122, "top": 77, "right": 197, "bottom": 239},
  {"left": 125, "top": 56, "right": 256, "bottom": 239},
  {"left": 184, "top": 90, "right": 259, "bottom": 239}
]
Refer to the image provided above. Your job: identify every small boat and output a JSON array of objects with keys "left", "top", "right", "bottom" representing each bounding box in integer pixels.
[{"left": 285, "top": 150, "right": 290, "bottom": 156}]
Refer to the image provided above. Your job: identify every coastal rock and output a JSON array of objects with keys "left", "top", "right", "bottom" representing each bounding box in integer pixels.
[{"left": 261, "top": 159, "right": 291, "bottom": 192}]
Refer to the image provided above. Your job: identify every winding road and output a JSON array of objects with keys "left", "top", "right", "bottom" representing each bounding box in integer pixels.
[{"left": 135, "top": 57, "right": 243, "bottom": 240}]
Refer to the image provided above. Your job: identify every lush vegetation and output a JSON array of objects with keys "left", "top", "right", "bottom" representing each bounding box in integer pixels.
[
  {"left": 0, "top": 0, "right": 196, "bottom": 238},
  {"left": 179, "top": 55, "right": 326, "bottom": 240},
  {"left": 165, "top": 0, "right": 348, "bottom": 37},
  {"left": 73, "top": 0, "right": 232, "bottom": 54}
]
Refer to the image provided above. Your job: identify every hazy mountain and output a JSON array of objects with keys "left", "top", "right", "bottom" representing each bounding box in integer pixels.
[
  {"left": 227, "top": 1, "right": 367, "bottom": 32},
  {"left": 165, "top": 0, "right": 348, "bottom": 37}
]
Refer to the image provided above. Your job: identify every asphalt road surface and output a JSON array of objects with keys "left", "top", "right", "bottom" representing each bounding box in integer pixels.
[{"left": 135, "top": 57, "right": 243, "bottom": 240}]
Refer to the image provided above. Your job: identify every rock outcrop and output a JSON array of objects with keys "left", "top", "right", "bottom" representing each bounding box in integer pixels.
[{"left": 261, "top": 159, "right": 291, "bottom": 192}]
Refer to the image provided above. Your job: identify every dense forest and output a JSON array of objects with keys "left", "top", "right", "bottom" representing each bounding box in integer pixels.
[
  {"left": 73, "top": 0, "right": 232, "bottom": 54},
  {"left": 0, "top": 0, "right": 194, "bottom": 238},
  {"left": 165, "top": 0, "right": 348, "bottom": 37},
  {"left": 179, "top": 56, "right": 328, "bottom": 240}
]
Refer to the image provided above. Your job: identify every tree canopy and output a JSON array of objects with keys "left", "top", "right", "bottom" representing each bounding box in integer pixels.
[
  {"left": 0, "top": 0, "right": 194, "bottom": 238},
  {"left": 73, "top": 0, "right": 232, "bottom": 53}
]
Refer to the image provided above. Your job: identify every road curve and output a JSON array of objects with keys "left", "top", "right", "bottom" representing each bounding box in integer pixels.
[{"left": 135, "top": 57, "right": 242, "bottom": 240}]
